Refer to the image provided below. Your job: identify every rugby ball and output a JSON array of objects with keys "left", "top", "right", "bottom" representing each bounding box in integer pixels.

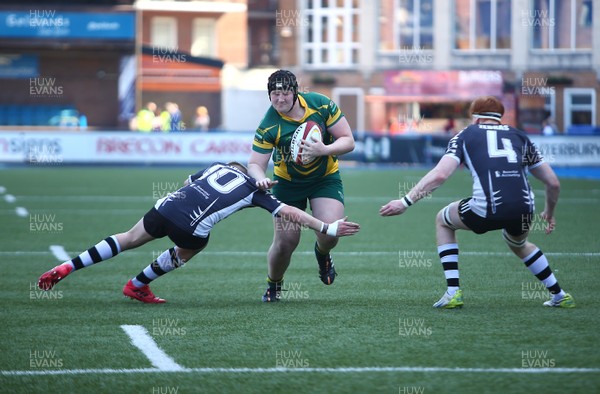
[{"left": 290, "top": 121, "right": 322, "bottom": 165}]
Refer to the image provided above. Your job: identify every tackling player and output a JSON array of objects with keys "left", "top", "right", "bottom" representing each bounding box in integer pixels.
[
  {"left": 380, "top": 96, "right": 575, "bottom": 309},
  {"left": 248, "top": 70, "right": 355, "bottom": 302},
  {"left": 37, "top": 162, "right": 360, "bottom": 303}
]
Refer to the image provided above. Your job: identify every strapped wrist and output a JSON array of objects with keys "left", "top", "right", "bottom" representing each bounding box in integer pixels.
[
  {"left": 401, "top": 195, "right": 413, "bottom": 208},
  {"left": 320, "top": 222, "right": 328, "bottom": 234},
  {"left": 326, "top": 221, "right": 339, "bottom": 236}
]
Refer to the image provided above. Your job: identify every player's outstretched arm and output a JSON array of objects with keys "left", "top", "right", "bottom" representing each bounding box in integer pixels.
[
  {"left": 380, "top": 156, "right": 459, "bottom": 216},
  {"left": 277, "top": 205, "right": 360, "bottom": 237},
  {"left": 248, "top": 150, "right": 278, "bottom": 190}
]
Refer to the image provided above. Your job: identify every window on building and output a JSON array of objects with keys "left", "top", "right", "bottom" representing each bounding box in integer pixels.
[
  {"left": 532, "top": 0, "right": 593, "bottom": 49},
  {"left": 301, "top": 0, "right": 360, "bottom": 68},
  {"left": 379, "top": 0, "right": 434, "bottom": 53},
  {"left": 564, "top": 88, "right": 596, "bottom": 129},
  {"left": 454, "top": 0, "right": 511, "bottom": 50},
  {"left": 151, "top": 17, "right": 177, "bottom": 49},
  {"left": 544, "top": 94, "right": 556, "bottom": 123},
  {"left": 191, "top": 18, "right": 216, "bottom": 57}
]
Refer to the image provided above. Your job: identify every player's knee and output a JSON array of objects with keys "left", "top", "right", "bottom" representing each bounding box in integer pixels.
[
  {"left": 502, "top": 229, "right": 527, "bottom": 249},
  {"left": 174, "top": 249, "right": 194, "bottom": 263},
  {"left": 435, "top": 210, "right": 445, "bottom": 226},
  {"left": 437, "top": 205, "right": 458, "bottom": 230},
  {"left": 272, "top": 236, "right": 300, "bottom": 254},
  {"left": 115, "top": 231, "right": 137, "bottom": 250}
]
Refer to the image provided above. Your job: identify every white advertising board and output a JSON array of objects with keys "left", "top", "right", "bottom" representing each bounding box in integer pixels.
[{"left": 0, "top": 132, "right": 253, "bottom": 164}]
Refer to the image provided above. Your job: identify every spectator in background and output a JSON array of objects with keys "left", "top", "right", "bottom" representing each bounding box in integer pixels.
[
  {"left": 194, "top": 106, "right": 210, "bottom": 131},
  {"left": 168, "top": 102, "right": 184, "bottom": 131},
  {"left": 136, "top": 102, "right": 157, "bottom": 132},
  {"left": 388, "top": 116, "right": 401, "bottom": 135},
  {"left": 154, "top": 105, "right": 170, "bottom": 132},
  {"left": 542, "top": 116, "right": 557, "bottom": 136},
  {"left": 443, "top": 116, "right": 456, "bottom": 135}
]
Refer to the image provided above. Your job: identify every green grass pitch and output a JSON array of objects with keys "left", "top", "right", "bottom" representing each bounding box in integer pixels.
[{"left": 0, "top": 165, "right": 599, "bottom": 393}]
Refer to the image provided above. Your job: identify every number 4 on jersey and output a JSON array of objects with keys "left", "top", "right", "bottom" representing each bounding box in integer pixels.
[{"left": 486, "top": 129, "right": 517, "bottom": 163}]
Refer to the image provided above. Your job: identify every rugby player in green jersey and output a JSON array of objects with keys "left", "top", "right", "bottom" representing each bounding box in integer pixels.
[{"left": 248, "top": 70, "right": 356, "bottom": 302}]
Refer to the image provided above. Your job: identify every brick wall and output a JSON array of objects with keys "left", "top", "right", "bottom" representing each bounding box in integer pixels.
[{"left": 0, "top": 50, "right": 121, "bottom": 128}]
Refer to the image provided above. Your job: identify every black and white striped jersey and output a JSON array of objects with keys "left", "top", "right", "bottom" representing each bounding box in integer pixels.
[
  {"left": 444, "top": 124, "right": 544, "bottom": 219},
  {"left": 154, "top": 163, "right": 284, "bottom": 237}
]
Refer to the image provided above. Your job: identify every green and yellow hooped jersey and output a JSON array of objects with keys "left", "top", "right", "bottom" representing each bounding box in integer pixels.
[{"left": 252, "top": 92, "right": 344, "bottom": 182}]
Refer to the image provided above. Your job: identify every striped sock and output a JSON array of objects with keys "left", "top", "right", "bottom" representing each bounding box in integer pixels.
[
  {"left": 438, "top": 243, "right": 459, "bottom": 295},
  {"left": 69, "top": 236, "right": 121, "bottom": 271},
  {"left": 131, "top": 248, "right": 182, "bottom": 288},
  {"left": 522, "top": 248, "right": 564, "bottom": 298}
]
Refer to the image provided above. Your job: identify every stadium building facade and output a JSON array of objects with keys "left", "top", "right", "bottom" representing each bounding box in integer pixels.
[
  {"left": 267, "top": 0, "right": 599, "bottom": 135},
  {"left": 0, "top": 2, "right": 136, "bottom": 128},
  {"left": 0, "top": 0, "right": 597, "bottom": 135}
]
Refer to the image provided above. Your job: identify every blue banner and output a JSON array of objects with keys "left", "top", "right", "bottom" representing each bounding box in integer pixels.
[
  {"left": 0, "top": 11, "right": 135, "bottom": 40},
  {"left": 0, "top": 54, "right": 38, "bottom": 78}
]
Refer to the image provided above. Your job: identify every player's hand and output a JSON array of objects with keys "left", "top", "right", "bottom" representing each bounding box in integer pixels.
[
  {"left": 540, "top": 211, "right": 556, "bottom": 234},
  {"left": 183, "top": 177, "right": 191, "bottom": 186},
  {"left": 332, "top": 217, "right": 360, "bottom": 237},
  {"left": 379, "top": 200, "right": 408, "bottom": 216},
  {"left": 300, "top": 136, "right": 327, "bottom": 161},
  {"left": 255, "top": 178, "right": 278, "bottom": 190}
]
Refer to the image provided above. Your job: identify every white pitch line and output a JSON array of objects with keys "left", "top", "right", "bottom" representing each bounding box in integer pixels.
[
  {"left": 0, "top": 250, "right": 599, "bottom": 258},
  {"left": 2, "top": 366, "right": 599, "bottom": 376},
  {"left": 15, "top": 207, "right": 29, "bottom": 217},
  {"left": 49, "top": 245, "right": 70, "bottom": 261},
  {"left": 121, "top": 325, "right": 185, "bottom": 372},
  {"left": 10, "top": 195, "right": 600, "bottom": 204}
]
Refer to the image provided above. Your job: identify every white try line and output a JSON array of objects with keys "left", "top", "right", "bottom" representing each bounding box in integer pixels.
[
  {"left": 2, "top": 366, "right": 600, "bottom": 376},
  {"left": 120, "top": 325, "right": 185, "bottom": 372},
  {"left": 49, "top": 245, "right": 70, "bottom": 261},
  {"left": 2, "top": 324, "right": 599, "bottom": 377}
]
